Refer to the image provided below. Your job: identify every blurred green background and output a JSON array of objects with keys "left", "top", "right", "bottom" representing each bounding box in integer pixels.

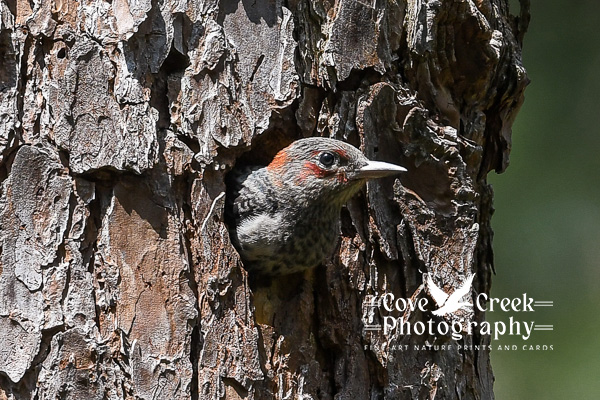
[{"left": 489, "top": 1, "right": 600, "bottom": 398}]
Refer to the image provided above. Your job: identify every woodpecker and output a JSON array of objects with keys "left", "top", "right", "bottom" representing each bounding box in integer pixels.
[{"left": 226, "top": 137, "right": 406, "bottom": 275}]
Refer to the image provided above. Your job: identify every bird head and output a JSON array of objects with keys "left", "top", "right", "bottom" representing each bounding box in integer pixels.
[{"left": 266, "top": 138, "right": 406, "bottom": 205}]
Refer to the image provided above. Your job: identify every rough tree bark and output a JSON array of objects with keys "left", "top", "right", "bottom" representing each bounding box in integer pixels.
[{"left": 0, "top": 0, "right": 528, "bottom": 399}]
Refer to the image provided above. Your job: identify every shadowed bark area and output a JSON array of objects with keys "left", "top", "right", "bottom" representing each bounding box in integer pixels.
[{"left": 0, "top": 0, "right": 528, "bottom": 399}]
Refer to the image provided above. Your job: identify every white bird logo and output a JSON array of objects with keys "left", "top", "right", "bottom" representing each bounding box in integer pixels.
[{"left": 425, "top": 273, "right": 475, "bottom": 316}]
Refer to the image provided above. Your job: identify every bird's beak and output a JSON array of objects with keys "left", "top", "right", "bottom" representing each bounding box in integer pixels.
[{"left": 351, "top": 161, "right": 407, "bottom": 180}]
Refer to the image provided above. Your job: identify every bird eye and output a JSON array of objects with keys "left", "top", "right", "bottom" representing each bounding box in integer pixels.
[{"left": 319, "top": 151, "right": 336, "bottom": 168}]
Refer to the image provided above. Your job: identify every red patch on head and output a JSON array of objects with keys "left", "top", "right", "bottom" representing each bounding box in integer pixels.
[
  {"left": 266, "top": 150, "right": 290, "bottom": 188},
  {"left": 297, "top": 147, "right": 351, "bottom": 182},
  {"left": 297, "top": 161, "right": 339, "bottom": 183},
  {"left": 267, "top": 150, "right": 288, "bottom": 172},
  {"left": 303, "top": 161, "right": 330, "bottom": 178},
  {"left": 294, "top": 162, "right": 324, "bottom": 182}
]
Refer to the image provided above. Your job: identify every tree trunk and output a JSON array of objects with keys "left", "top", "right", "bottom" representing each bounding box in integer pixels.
[{"left": 0, "top": 0, "right": 528, "bottom": 399}]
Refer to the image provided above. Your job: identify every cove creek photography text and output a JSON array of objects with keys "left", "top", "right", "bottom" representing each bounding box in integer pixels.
[{"left": 363, "top": 275, "right": 554, "bottom": 347}]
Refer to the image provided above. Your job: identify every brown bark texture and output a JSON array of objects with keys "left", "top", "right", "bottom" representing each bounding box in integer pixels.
[{"left": 0, "top": 0, "right": 528, "bottom": 399}]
